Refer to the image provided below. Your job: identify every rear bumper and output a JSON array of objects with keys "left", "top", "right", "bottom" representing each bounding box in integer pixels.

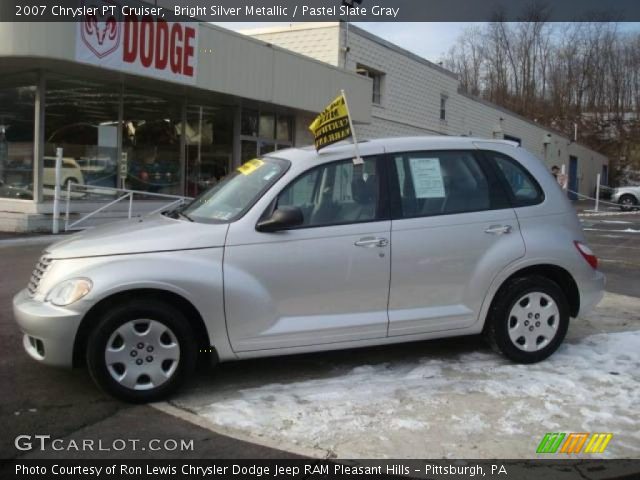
[
  {"left": 13, "top": 289, "right": 83, "bottom": 367},
  {"left": 578, "top": 270, "right": 606, "bottom": 317}
]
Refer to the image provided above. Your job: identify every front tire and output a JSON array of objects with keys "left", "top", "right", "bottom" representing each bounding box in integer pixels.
[
  {"left": 484, "top": 275, "right": 569, "bottom": 363},
  {"left": 86, "top": 299, "right": 197, "bottom": 403}
]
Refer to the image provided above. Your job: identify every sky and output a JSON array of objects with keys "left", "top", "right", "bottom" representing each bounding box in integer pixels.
[
  {"left": 214, "top": 22, "right": 640, "bottom": 64},
  {"left": 214, "top": 22, "right": 479, "bottom": 62}
]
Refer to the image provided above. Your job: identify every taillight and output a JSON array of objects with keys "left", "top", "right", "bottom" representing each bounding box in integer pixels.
[{"left": 574, "top": 241, "right": 598, "bottom": 269}]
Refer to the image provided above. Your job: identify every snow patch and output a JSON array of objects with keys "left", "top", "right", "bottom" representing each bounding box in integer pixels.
[{"left": 185, "top": 330, "right": 640, "bottom": 458}]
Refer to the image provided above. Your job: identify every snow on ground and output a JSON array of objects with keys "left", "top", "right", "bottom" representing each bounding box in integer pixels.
[{"left": 172, "top": 293, "right": 640, "bottom": 459}]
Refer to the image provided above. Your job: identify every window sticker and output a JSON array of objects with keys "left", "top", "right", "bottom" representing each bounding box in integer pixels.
[
  {"left": 409, "top": 157, "right": 445, "bottom": 198},
  {"left": 237, "top": 158, "right": 264, "bottom": 176}
]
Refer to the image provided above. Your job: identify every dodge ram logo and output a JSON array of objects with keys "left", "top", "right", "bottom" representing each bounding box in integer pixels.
[{"left": 80, "top": 0, "right": 121, "bottom": 58}]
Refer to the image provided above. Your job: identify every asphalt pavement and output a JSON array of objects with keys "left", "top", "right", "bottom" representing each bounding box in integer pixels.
[
  {"left": 580, "top": 212, "right": 640, "bottom": 297},
  {"left": 1, "top": 210, "right": 638, "bottom": 459}
]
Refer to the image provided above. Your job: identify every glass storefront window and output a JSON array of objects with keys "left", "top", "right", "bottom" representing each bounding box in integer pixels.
[
  {"left": 259, "top": 112, "right": 275, "bottom": 140},
  {"left": 44, "top": 76, "right": 120, "bottom": 198},
  {"left": 241, "top": 109, "right": 294, "bottom": 160},
  {"left": 241, "top": 110, "right": 258, "bottom": 137},
  {"left": 258, "top": 141, "right": 276, "bottom": 156},
  {"left": 185, "top": 105, "right": 233, "bottom": 197},
  {"left": 123, "top": 88, "right": 183, "bottom": 195},
  {"left": 0, "top": 77, "right": 36, "bottom": 200},
  {"left": 241, "top": 140, "right": 257, "bottom": 162},
  {"left": 277, "top": 115, "right": 293, "bottom": 142}
]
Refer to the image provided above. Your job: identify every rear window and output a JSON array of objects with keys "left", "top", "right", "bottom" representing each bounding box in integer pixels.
[{"left": 486, "top": 152, "right": 544, "bottom": 207}]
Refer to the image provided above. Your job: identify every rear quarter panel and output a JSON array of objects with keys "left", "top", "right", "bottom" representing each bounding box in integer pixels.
[{"left": 472, "top": 143, "right": 597, "bottom": 325}]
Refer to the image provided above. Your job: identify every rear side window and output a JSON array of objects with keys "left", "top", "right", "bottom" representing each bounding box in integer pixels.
[
  {"left": 391, "top": 150, "right": 508, "bottom": 218},
  {"left": 486, "top": 152, "right": 544, "bottom": 207}
]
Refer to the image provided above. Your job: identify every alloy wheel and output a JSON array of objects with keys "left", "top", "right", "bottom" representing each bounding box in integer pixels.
[
  {"left": 507, "top": 292, "right": 560, "bottom": 352},
  {"left": 105, "top": 319, "right": 180, "bottom": 390}
]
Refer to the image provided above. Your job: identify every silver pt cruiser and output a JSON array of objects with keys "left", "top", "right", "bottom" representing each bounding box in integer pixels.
[{"left": 14, "top": 137, "right": 605, "bottom": 402}]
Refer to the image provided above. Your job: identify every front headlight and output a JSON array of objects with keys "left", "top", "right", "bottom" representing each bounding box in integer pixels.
[{"left": 46, "top": 278, "right": 92, "bottom": 306}]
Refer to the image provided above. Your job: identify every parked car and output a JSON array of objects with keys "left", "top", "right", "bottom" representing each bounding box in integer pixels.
[
  {"left": 75, "top": 157, "right": 117, "bottom": 188},
  {"left": 14, "top": 137, "right": 604, "bottom": 402},
  {"left": 43, "top": 157, "right": 85, "bottom": 188},
  {"left": 0, "top": 179, "right": 32, "bottom": 199},
  {"left": 611, "top": 185, "right": 640, "bottom": 210}
]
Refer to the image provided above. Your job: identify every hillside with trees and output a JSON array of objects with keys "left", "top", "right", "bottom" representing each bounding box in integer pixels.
[{"left": 442, "top": 17, "right": 640, "bottom": 185}]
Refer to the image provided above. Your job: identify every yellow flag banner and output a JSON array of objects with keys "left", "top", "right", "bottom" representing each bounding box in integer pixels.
[{"left": 308, "top": 93, "right": 352, "bottom": 151}]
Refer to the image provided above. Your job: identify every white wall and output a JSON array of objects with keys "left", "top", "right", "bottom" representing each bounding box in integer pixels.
[
  {"left": 245, "top": 24, "right": 341, "bottom": 67},
  {"left": 245, "top": 23, "right": 609, "bottom": 196}
]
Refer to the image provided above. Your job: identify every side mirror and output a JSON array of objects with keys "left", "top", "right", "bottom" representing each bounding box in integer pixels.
[{"left": 256, "top": 206, "right": 304, "bottom": 232}]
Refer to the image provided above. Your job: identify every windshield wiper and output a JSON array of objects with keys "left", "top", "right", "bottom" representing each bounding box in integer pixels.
[
  {"left": 177, "top": 211, "right": 193, "bottom": 222},
  {"left": 163, "top": 207, "right": 193, "bottom": 222}
]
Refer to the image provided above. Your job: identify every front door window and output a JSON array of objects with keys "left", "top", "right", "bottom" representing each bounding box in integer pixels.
[{"left": 277, "top": 156, "right": 383, "bottom": 227}]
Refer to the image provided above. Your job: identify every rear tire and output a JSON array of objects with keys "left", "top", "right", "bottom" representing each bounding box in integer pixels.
[
  {"left": 86, "top": 299, "right": 197, "bottom": 403},
  {"left": 619, "top": 194, "right": 637, "bottom": 211},
  {"left": 484, "top": 275, "right": 569, "bottom": 363},
  {"left": 64, "top": 178, "right": 78, "bottom": 189}
]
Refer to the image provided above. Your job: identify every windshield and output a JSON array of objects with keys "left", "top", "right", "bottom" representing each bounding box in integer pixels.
[{"left": 181, "top": 157, "right": 289, "bottom": 222}]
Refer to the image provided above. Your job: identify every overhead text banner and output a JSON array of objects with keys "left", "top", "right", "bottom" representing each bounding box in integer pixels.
[{"left": 3, "top": 0, "right": 640, "bottom": 22}]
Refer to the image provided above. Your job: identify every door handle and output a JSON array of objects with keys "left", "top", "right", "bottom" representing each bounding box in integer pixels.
[
  {"left": 484, "top": 224, "right": 513, "bottom": 235},
  {"left": 355, "top": 237, "right": 389, "bottom": 247}
]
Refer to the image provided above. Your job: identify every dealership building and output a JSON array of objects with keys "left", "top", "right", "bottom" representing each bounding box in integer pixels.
[{"left": 0, "top": 19, "right": 608, "bottom": 232}]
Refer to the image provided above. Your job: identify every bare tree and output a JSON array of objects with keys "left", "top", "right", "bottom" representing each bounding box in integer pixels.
[{"left": 442, "top": 14, "right": 640, "bottom": 183}]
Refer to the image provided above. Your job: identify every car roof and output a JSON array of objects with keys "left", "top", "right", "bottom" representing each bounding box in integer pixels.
[{"left": 266, "top": 136, "right": 519, "bottom": 169}]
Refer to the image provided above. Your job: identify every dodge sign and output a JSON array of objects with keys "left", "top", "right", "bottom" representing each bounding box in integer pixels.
[{"left": 76, "top": 0, "right": 198, "bottom": 85}]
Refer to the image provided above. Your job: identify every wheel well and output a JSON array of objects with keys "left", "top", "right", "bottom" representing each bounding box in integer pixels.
[
  {"left": 620, "top": 193, "right": 638, "bottom": 203},
  {"left": 72, "top": 289, "right": 211, "bottom": 367},
  {"left": 492, "top": 264, "right": 580, "bottom": 318}
]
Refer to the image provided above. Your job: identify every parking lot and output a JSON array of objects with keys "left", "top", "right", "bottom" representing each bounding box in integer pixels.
[{"left": 1, "top": 211, "right": 639, "bottom": 459}]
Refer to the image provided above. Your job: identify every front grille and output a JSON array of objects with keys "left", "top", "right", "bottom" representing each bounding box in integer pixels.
[{"left": 27, "top": 255, "right": 52, "bottom": 296}]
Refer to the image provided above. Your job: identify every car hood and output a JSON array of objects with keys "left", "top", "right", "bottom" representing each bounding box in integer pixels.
[{"left": 46, "top": 214, "right": 228, "bottom": 259}]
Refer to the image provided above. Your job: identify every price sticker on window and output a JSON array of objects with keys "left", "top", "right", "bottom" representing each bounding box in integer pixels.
[{"left": 237, "top": 159, "right": 264, "bottom": 176}]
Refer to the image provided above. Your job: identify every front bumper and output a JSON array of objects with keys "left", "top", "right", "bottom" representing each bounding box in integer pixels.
[
  {"left": 13, "top": 289, "right": 83, "bottom": 367},
  {"left": 578, "top": 269, "right": 606, "bottom": 317}
]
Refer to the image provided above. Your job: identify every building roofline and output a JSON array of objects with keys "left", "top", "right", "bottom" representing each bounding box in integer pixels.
[
  {"left": 345, "top": 24, "right": 460, "bottom": 80},
  {"left": 237, "top": 22, "right": 340, "bottom": 35},
  {"left": 241, "top": 22, "right": 460, "bottom": 80},
  {"left": 236, "top": 21, "right": 603, "bottom": 156}
]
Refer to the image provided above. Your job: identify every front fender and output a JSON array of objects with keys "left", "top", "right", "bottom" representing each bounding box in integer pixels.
[{"left": 43, "top": 248, "right": 235, "bottom": 362}]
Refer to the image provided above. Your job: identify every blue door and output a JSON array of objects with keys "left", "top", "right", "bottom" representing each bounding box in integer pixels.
[{"left": 568, "top": 156, "right": 578, "bottom": 200}]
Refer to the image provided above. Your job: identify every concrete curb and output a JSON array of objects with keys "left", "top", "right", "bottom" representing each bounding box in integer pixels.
[
  {"left": 579, "top": 210, "right": 640, "bottom": 217},
  {"left": 151, "top": 401, "right": 332, "bottom": 459}
]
